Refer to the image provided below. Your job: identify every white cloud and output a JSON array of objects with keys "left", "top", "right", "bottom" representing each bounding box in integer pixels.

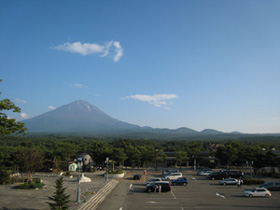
[
  {"left": 70, "top": 84, "right": 86, "bottom": 88},
  {"left": 125, "top": 94, "right": 178, "bottom": 108},
  {"left": 16, "top": 98, "right": 27, "bottom": 104},
  {"left": 20, "top": 113, "right": 28, "bottom": 119},
  {"left": 113, "top": 41, "right": 124, "bottom": 62},
  {"left": 52, "top": 40, "right": 123, "bottom": 62},
  {"left": 48, "top": 106, "right": 56, "bottom": 110}
]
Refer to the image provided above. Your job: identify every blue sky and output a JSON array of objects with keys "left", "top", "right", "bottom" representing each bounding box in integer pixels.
[{"left": 1, "top": 0, "right": 279, "bottom": 133}]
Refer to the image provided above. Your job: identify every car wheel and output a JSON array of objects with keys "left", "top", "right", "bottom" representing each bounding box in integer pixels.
[
  {"left": 173, "top": 183, "right": 176, "bottom": 186},
  {"left": 147, "top": 188, "right": 152, "bottom": 193},
  {"left": 212, "top": 177, "right": 215, "bottom": 180},
  {"left": 265, "top": 194, "right": 269, "bottom": 198},
  {"left": 249, "top": 194, "right": 253, "bottom": 198},
  {"left": 184, "top": 183, "right": 187, "bottom": 186},
  {"left": 223, "top": 183, "right": 226, "bottom": 185}
]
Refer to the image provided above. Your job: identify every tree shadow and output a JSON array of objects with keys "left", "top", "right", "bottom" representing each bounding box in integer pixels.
[
  {"left": 128, "top": 187, "right": 147, "bottom": 194},
  {"left": 231, "top": 195, "right": 245, "bottom": 198},
  {"left": 1, "top": 208, "right": 37, "bottom": 210}
]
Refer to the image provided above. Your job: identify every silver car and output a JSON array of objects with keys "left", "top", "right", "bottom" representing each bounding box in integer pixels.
[
  {"left": 219, "top": 178, "right": 239, "bottom": 185},
  {"left": 244, "top": 188, "right": 271, "bottom": 198},
  {"left": 145, "top": 178, "right": 162, "bottom": 185}
]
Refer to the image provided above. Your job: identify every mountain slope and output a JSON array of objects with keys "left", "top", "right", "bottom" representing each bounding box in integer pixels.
[
  {"left": 23, "top": 100, "right": 141, "bottom": 133},
  {"left": 24, "top": 100, "right": 264, "bottom": 139}
]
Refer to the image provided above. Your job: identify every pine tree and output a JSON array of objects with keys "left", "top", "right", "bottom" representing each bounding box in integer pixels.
[
  {"left": 0, "top": 80, "right": 27, "bottom": 135},
  {"left": 47, "top": 177, "right": 71, "bottom": 210}
]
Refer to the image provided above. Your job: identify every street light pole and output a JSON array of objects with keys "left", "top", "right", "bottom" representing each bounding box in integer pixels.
[
  {"left": 155, "top": 149, "right": 159, "bottom": 171},
  {"left": 76, "top": 158, "right": 82, "bottom": 204},
  {"left": 106, "top": 157, "right": 109, "bottom": 182},
  {"left": 192, "top": 155, "right": 197, "bottom": 171},
  {"left": 250, "top": 161, "right": 254, "bottom": 179}
]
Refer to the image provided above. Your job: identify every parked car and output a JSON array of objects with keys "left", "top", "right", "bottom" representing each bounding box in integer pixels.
[
  {"left": 244, "top": 188, "right": 271, "bottom": 198},
  {"left": 166, "top": 173, "right": 183, "bottom": 180},
  {"left": 228, "top": 171, "right": 244, "bottom": 179},
  {"left": 219, "top": 178, "right": 239, "bottom": 185},
  {"left": 197, "top": 169, "right": 213, "bottom": 176},
  {"left": 145, "top": 178, "right": 162, "bottom": 185},
  {"left": 171, "top": 177, "right": 188, "bottom": 186},
  {"left": 145, "top": 181, "right": 171, "bottom": 193},
  {"left": 162, "top": 169, "right": 180, "bottom": 178},
  {"left": 162, "top": 170, "right": 169, "bottom": 176},
  {"left": 220, "top": 169, "right": 230, "bottom": 173},
  {"left": 133, "top": 174, "right": 141, "bottom": 180},
  {"left": 208, "top": 172, "right": 228, "bottom": 180},
  {"left": 259, "top": 182, "right": 280, "bottom": 191}
]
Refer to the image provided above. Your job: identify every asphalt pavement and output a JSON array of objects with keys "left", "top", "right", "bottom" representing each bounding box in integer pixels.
[{"left": 96, "top": 169, "right": 280, "bottom": 210}]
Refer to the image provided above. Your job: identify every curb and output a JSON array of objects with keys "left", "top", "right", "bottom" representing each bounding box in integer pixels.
[{"left": 79, "top": 179, "right": 119, "bottom": 210}]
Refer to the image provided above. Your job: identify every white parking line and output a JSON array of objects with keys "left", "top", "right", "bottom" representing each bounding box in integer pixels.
[{"left": 171, "top": 190, "right": 177, "bottom": 199}]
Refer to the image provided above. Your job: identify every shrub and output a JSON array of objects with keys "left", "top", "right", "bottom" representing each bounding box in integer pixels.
[
  {"left": 108, "top": 169, "right": 124, "bottom": 174},
  {"left": 17, "top": 182, "right": 45, "bottom": 189},
  {"left": 89, "top": 167, "right": 96, "bottom": 173},
  {"left": 65, "top": 171, "right": 71, "bottom": 177},
  {"left": 243, "top": 178, "right": 265, "bottom": 185},
  {"left": 0, "top": 169, "right": 12, "bottom": 185}
]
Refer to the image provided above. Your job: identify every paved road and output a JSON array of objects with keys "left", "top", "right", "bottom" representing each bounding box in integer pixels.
[
  {"left": 0, "top": 172, "right": 107, "bottom": 210},
  {"left": 97, "top": 169, "right": 280, "bottom": 210}
]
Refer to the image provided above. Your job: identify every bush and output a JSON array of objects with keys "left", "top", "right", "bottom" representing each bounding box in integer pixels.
[
  {"left": 17, "top": 182, "right": 45, "bottom": 189},
  {"left": 243, "top": 178, "right": 265, "bottom": 185},
  {"left": 0, "top": 169, "right": 12, "bottom": 185},
  {"left": 65, "top": 171, "right": 71, "bottom": 177},
  {"left": 108, "top": 169, "right": 124, "bottom": 174}
]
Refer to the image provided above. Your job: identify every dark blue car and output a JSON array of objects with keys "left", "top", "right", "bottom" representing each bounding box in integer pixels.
[{"left": 171, "top": 177, "right": 188, "bottom": 186}]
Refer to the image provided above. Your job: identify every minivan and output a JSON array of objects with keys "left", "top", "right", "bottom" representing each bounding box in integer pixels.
[
  {"left": 207, "top": 172, "right": 228, "bottom": 180},
  {"left": 145, "top": 178, "right": 162, "bottom": 185},
  {"left": 228, "top": 171, "right": 244, "bottom": 179},
  {"left": 145, "top": 181, "right": 171, "bottom": 193},
  {"left": 259, "top": 182, "right": 280, "bottom": 191},
  {"left": 166, "top": 173, "right": 183, "bottom": 180}
]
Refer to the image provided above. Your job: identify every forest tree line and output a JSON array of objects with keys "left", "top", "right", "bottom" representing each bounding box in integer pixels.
[{"left": 1, "top": 135, "right": 280, "bottom": 174}]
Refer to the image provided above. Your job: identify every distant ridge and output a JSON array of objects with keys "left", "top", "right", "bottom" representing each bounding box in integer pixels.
[{"left": 22, "top": 100, "right": 280, "bottom": 139}]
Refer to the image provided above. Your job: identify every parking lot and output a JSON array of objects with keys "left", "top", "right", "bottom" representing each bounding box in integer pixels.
[{"left": 97, "top": 169, "right": 280, "bottom": 210}]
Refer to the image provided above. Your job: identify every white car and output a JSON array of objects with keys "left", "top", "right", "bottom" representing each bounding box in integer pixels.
[
  {"left": 166, "top": 173, "right": 183, "bottom": 181},
  {"left": 145, "top": 178, "right": 162, "bottom": 185},
  {"left": 197, "top": 169, "right": 213, "bottom": 176},
  {"left": 199, "top": 170, "right": 213, "bottom": 176},
  {"left": 244, "top": 188, "right": 271, "bottom": 198}
]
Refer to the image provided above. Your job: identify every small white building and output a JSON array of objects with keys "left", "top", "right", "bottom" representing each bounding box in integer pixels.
[{"left": 77, "top": 153, "right": 94, "bottom": 166}]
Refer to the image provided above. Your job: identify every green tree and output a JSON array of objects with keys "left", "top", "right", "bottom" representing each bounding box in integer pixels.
[
  {"left": 175, "top": 150, "right": 188, "bottom": 169},
  {"left": 89, "top": 141, "right": 112, "bottom": 166},
  {"left": 0, "top": 169, "right": 12, "bottom": 185},
  {"left": 215, "top": 142, "right": 239, "bottom": 167},
  {"left": 47, "top": 177, "right": 70, "bottom": 210},
  {"left": 126, "top": 146, "right": 141, "bottom": 168},
  {"left": 0, "top": 80, "right": 27, "bottom": 135},
  {"left": 111, "top": 148, "right": 128, "bottom": 168},
  {"left": 14, "top": 148, "right": 45, "bottom": 175}
]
